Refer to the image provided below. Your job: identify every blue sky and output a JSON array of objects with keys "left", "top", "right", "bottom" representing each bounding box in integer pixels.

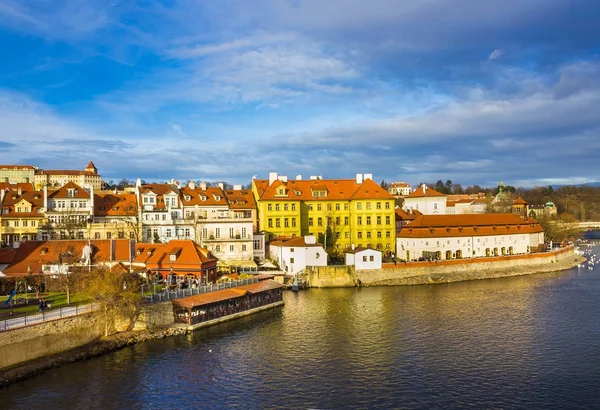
[{"left": 0, "top": 1, "right": 599, "bottom": 188}]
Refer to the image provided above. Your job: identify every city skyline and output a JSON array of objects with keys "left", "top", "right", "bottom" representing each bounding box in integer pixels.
[{"left": 1, "top": 1, "right": 599, "bottom": 187}]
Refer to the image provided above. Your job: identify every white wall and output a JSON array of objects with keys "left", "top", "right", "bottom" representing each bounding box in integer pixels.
[
  {"left": 403, "top": 196, "right": 446, "bottom": 214},
  {"left": 349, "top": 249, "right": 382, "bottom": 270}
]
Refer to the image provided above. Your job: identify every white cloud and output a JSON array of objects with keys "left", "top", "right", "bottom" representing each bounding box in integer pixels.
[{"left": 489, "top": 49, "right": 504, "bottom": 60}]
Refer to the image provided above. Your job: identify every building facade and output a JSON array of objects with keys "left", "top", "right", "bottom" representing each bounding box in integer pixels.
[
  {"left": 0, "top": 165, "right": 36, "bottom": 184},
  {"left": 253, "top": 173, "right": 396, "bottom": 251},
  {"left": 34, "top": 161, "right": 102, "bottom": 191},
  {"left": 402, "top": 184, "right": 447, "bottom": 214},
  {"left": 397, "top": 214, "right": 545, "bottom": 262},
  {"left": 0, "top": 186, "right": 44, "bottom": 244}
]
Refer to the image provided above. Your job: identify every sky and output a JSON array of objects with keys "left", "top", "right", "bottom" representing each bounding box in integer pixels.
[{"left": 0, "top": 0, "right": 599, "bottom": 188}]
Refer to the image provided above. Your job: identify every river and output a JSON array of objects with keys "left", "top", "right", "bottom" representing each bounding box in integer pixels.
[{"left": 2, "top": 240, "right": 600, "bottom": 409}]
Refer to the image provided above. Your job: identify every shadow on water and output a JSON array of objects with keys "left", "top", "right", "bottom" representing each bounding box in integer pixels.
[{"left": 2, "top": 244, "right": 600, "bottom": 409}]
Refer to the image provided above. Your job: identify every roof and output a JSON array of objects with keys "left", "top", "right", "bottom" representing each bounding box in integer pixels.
[
  {"left": 389, "top": 182, "right": 411, "bottom": 188},
  {"left": 253, "top": 177, "right": 394, "bottom": 201},
  {"left": 346, "top": 246, "right": 380, "bottom": 254},
  {"left": 86, "top": 161, "right": 96, "bottom": 169},
  {"left": 269, "top": 237, "right": 323, "bottom": 247},
  {"left": 1, "top": 239, "right": 136, "bottom": 276},
  {"left": 180, "top": 186, "right": 228, "bottom": 206},
  {"left": 48, "top": 182, "right": 90, "bottom": 199},
  {"left": 174, "top": 279, "right": 284, "bottom": 309},
  {"left": 397, "top": 214, "right": 543, "bottom": 239},
  {"left": 405, "top": 185, "right": 446, "bottom": 198},
  {"left": 513, "top": 197, "right": 528, "bottom": 205},
  {"left": 224, "top": 188, "right": 256, "bottom": 210},
  {"left": 94, "top": 192, "right": 138, "bottom": 216},
  {"left": 135, "top": 240, "right": 218, "bottom": 267},
  {"left": 0, "top": 165, "right": 36, "bottom": 170},
  {"left": 395, "top": 208, "right": 421, "bottom": 220},
  {"left": 0, "top": 183, "right": 34, "bottom": 192},
  {"left": 0, "top": 190, "right": 44, "bottom": 217},
  {"left": 35, "top": 170, "right": 99, "bottom": 176}
]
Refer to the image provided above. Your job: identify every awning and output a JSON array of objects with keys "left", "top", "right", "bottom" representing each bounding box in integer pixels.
[
  {"left": 218, "top": 259, "right": 257, "bottom": 268},
  {"left": 259, "top": 261, "right": 277, "bottom": 269}
]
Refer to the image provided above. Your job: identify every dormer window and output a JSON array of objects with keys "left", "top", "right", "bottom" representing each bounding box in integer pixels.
[
  {"left": 200, "top": 195, "right": 207, "bottom": 201},
  {"left": 214, "top": 195, "right": 221, "bottom": 201},
  {"left": 184, "top": 195, "right": 191, "bottom": 201},
  {"left": 169, "top": 254, "right": 176, "bottom": 262}
]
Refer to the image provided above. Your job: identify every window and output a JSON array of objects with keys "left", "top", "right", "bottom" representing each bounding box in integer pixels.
[
  {"left": 242, "top": 244, "right": 247, "bottom": 251},
  {"left": 254, "top": 240, "right": 262, "bottom": 250},
  {"left": 276, "top": 218, "right": 281, "bottom": 227},
  {"left": 242, "top": 227, "right": 247, "bottom": 238},
  {"left": 268, "top": 218, "right": 273, "bottom": 228},
  {"left": 229, "top": 228, "right": 234, "bottom": 238},
  {"left": 185, "top": 228, "right": 190, "bottom": 237},
  {"left": 344, "top": 203, "right": 349, "bottom": 210},
  {"left": 276, "top": 204, "right": 280, "bottom": 211},
  {"left": 377, "top": 216, "right": 381, "bottom": 225},
  {"left": 358, "top": 232, "right": 363, "bottom": 238},
  {"left": 230, "top": 245, "right": 234, "bottom": 252},
  {"left": 284, "top": 218, "right": 289, "bottom": 227},
  {"left": 317, "top": 204, "right": 322, "bottom": 211},
  {"left": 386, "top": 216, "right": 391, "bottom": 224},
  {"left": 356, "top": 202, "right": 362, "bottom": 210},
  {"left": 386, "top": 231, "right": 391, "bottom": 238},
  {"left": 291, "top": 204, "right": 296, "bottom": 211},
  {"left": 268, "top": 204, "right": 272, "bottom": 211},
  {"left": 344, "top": 216, "right": 349, "bottom": 225},
  {"left": 345, "top": 232, "right": 350, "bottom": 238},
  {"left": 366, "top": 216, "right": 371, "bottom": 225},
  {"left": 166, "top": 229, "right": 171, "bottom": 238},
  {"left": 215, "top": 228, "right": 221, "bottom": 238},
  {"left": 336, "top": 217, "right": 340, "bottom": 225},
  {"left": 290, "top": 248, "right": 295, "bottom": 252},
  {"left": 203, "top": 228, "right": 208, "bottom": 239},
  {"left": 357, "top": 216, "right": 362, "bottom": 225},
  {"left": 385, "top": 202, "right": 390, "bottom": 209},
  {"left": 434, "top": 203, "right": 438, "bottom": 210},
  {"left": 363, "top": 256, "right": 367, "bottom": 262},
  {"left": 318, "top": 217, "right": 323, "bottom": 226},
  {"left": 308, "top": 204, "right": 313, "bottom": 211},
  {"left": 366, "top": 202, "right": 371, "bottom": 209},
  {"left": 292, "top": 218, "right": 296, "bottom": 227},
  {"left": 377, "top": 231, "right": 382, "bottom": 238},
  {"left": 106, "top": 232, "right": 112, "bottom": 239},
  {"left": 327, "top": 204, "right": 332, "bottom": 211},
  {"left": 284, "top": 204, "right": 288, "bottom": 211},
  {"left": 308, "top": 218, "right": 313, "bottom": 226},
  {"left": 290, "top": 257, "right": 295, "bottom": 264},
  {"left": 336, "top": 203, "right": 340, "bottom": 210},
  {"left": 367, "top": 232, "right": 371, "bottom": 238},
  {"left": 216, "top": 245, "right": 221, "bottom": 252},
  {"left": 14, "top": 220, "right": 19, "bottom": 227},
  {"left": 376, "top": 202, "right": 381, "bottom": 209}
]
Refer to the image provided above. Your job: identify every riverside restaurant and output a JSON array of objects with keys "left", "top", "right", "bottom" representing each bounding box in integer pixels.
[{"left": 173, "top": 279, "right": 285, "bottom": 328}]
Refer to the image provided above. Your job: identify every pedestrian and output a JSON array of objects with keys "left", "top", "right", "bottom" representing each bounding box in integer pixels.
[{"left": 39, "top": 298, "right": 44, "bottom": 313}]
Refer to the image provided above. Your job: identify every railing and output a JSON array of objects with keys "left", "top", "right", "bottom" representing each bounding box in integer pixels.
[
  {"left": 0, "top": 303, "right": 95, "bottom": 332},
  {"left": 143, "top": 277, "right": 259, "bottom": 303}
]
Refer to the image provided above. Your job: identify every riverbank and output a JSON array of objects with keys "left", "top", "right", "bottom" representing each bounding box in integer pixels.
[
  {"left": 309, "top": 246, "right": 585, "bottom": 287},
  {"left": 0, "top": 326, "right": 188, "bottom": 389}
]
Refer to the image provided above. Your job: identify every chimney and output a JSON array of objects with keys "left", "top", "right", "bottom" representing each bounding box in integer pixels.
[
  {"left": 136, "top": 178, "right": 142, "bottom": 187},
  {"left": 278, "top": 175, "right": 288, "bottom": 183},
  {"left": 17, "top": 187, "right": 22, "bottom": 195},
  {"left": 200, "top": 182, "right": 207, "bottom": 190},
  {"left": 269, "top": 172, "right": 278, "bottom": 185},
  {"left": 309, "top": 176, "right": 317, "bottom": 180},
  {"left": 364, "top": 173, "right": 372, "bottom": 181},
  {"left": 0, "top": 188, "right": 5, "bottom": 203},
  {"left": 351, "top": 244, "right": 355, "bottom": 250},
  {"left": 422, "top": 184, "right": 427, "bottom": 194},
  {"left": 218, "top": 182, "right": 224, "bottom": 190},
  {"left": 90, "top": 184, "right": 95, "bottom": 210},
  {"left": 189, "top": 181, "right": 196, "bottom": 189},
  {"left": 296, "top": 174, "right": 302, "bottom": 181},
  {"left": 233, "top": 184, "right": 242, "bottom": 190},
  {"left": 356, "top": 174, "right": 363, "bottom": 184},
  {"left": 13, "top": 241, "right": 20, "bottom": 249}
]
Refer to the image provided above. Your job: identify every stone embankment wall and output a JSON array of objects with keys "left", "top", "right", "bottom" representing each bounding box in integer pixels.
[
  {"left": 1, "top": 302, "right": 176, "bottom": 371},
  {"left": 0, "top": 313, "right": 104, "bottom": 370},
  {"left": 309, "top": 246, "right": 582, "bottom": 288}
]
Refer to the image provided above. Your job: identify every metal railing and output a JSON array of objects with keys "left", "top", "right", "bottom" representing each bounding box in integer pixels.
[
  {"left": 0, "top": 303, "right": 95, "bottom": 332},
  {"left": 143, "top": 277, "right": 259, "bottom": 303}
]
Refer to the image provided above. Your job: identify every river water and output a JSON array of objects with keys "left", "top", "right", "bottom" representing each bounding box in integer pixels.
[{"left": 2, "top": 241, "right": 600, "bottom": 409}]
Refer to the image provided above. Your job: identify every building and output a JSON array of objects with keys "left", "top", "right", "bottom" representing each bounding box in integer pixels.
[
  {"left": 396, "top": 214, "right": 545, "bottom": 262},
  {"left": 252, "top": 173, "right": 396, "bottom": 251},
  {"left": 446, "top": 198, "right": 488, "bottom": 215},
  {"left": 402, "top": 184, "right": 447, "bottom": 214},
  {"left": 34, "top": 161, "right": 102, "bottom": 191},
  {"left": 345, "top": 247, "right": 382, "bottom": 270},
  {"left": 0, "top": 186, "right": 44, "bottom": 245},
  {"left": 132, "top": 239, "right": 218, "bottom": 284},
  {"left": 395, "top": 208, "right": 422, "bottom": 234},
  {"left": 388, "top": 182, "right": 412, "bottom": 196},
  {"left": 91, "top": 191, "right": 140, "bottom": 241},
  {"left": 512, "top": 197, "right": 529, "bottom": 220},
  {"left": 528, "top": 202, "right": 558, "bottom": 219},
  {"left": 137, "top": 181, "right": 184, "bottom": 243},
  {"left": 268, "top": 235, "right": 327, "bottom": 275},
  {"left": 39, "top": 182, "right": 94, "bottom": 240},
  {"left": 0, "top": 165, "right": 36, "bottom": 184}
]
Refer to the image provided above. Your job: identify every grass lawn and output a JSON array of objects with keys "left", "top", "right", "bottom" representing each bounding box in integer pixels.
[{"left": 0, "top": 292, "right": 92, "bottom": 320}]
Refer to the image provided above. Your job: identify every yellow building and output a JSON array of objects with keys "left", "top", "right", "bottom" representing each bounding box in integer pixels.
[
  {"left": 0, "top": 186, "right": 45, "bottom": 244},
  {"left": 252, "top": 173, "right": 396, "bottom": 251},
  {"left": 34, "top": 161, "right": 102, "bottom": 191},
  {"left": 0, "top": 165, "right": 36, "bottom": 184}
]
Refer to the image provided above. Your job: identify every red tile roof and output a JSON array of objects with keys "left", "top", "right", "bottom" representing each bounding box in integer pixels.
[
  {"left": 398, "top": 214, "right": 543, "bottom": 238},
  {"left": 513, "top": 197, "right": 528, "bottom": 205},
  {"left": 0, "top": 183, "right": 34, "bottom": 192},
  {"left": 224, "top": 188, "right": 256, "bottom": 209},
  {"left": 173, "top": 279, "right": 284, "bottom": 309},
  {"left": 138, "top": 240, "right": 218, "bottom": 268},
  {"left": 0, "top": 165, "right": 35, "bottom": 170},
  {"left": 269, "top": 237, "right": 323, "bottom": 247},
  {"left": 180, "top": 186, "right": 228, "bottom": 206},
  {"left": 405, "top": 185, "right": 445, "bottom": 198},
  {"left": 48, "top": 182, "right": 90, "bottom": 199},
  {"left": 94, "top": 193, "right": 138, "bottom": 216},
  {"left": 254, "top": 178, "right": 393, "bottom": 201}
]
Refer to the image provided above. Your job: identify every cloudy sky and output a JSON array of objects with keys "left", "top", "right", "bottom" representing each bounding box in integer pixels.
[{"left": 0, "top": 1, "right": 599, "bottom": 188}]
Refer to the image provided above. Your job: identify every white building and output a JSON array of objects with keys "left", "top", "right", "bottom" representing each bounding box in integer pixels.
[
  {"left": 345, "top": 247, "right": 382, "bottom": 270},
  {"left": 268, "top": 235, "right": 327, "bottom": 275},
  {"left": 388, "top": 182, "right": 412, "bottom": 196},
  {"left": 40, "top": 182, "right": 94, "bottom": 240},
  {"left": 402, "top": 184, "right": 447, "bottom": 214},
  {"left": 138, "top": 181, "right": 185, "bottom": 243},
  {"left": 397, "top": 214, "right": 545, "bottom": 262}
]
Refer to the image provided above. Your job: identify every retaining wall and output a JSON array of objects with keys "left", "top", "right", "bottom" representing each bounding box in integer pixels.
[{"left": 309, "top": 246, "right": 581, "bottom": 287}]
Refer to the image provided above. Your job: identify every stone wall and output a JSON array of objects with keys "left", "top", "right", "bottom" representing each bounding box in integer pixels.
[
  {"left": 309, "top": 246, "right": 581, "bottom": 288},
  {"left": 0, "top": 313, "right": 104, "bottom": 369}
]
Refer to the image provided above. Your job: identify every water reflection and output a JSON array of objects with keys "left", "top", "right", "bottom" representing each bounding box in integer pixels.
[{"left": 2, "top": 245, "right": 600, "bottom": 409}]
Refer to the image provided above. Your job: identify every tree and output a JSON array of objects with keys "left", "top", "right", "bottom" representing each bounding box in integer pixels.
[
  {"left": 434, "top": 180, "right": 445, "bottom": 194},
  {"left": 380, "top": 180, "right": 390, "bottom": 190},
  {"left": 536, "top": 213, "right": 581, "bottom": 243},
  {"left": 451, "top": 183, "right": 464, "bottom": 194},
  {"left": 444, "top": 180, "right": 453, "bottom": 194},
  {"left": 80, "top": 266, "right": 142, "bottom": 337}
]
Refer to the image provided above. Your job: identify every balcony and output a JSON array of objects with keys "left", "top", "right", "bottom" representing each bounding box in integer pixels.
[{"left": 202, "top": 235, "right": 251, "bottom": 242}]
